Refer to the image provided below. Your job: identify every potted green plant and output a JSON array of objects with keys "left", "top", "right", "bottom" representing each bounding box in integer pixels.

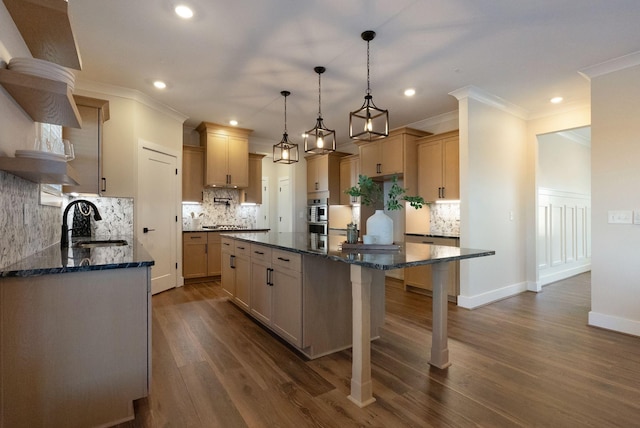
[
  {"left": 345, "top": 174, "right": 426, "bottom": 210},
  {"left": 345, "top": 175, "right": 426, "bottom": 244}
]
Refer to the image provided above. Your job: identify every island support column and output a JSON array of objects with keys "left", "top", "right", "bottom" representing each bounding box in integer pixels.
[
  {"left": 430, "top": 262, "right": 451, "bottom": 368},
  {"left": 348, "top": 264, "right": 380, "bottom": 407}
]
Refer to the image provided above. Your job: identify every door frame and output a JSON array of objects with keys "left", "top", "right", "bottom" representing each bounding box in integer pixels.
[{"left": 136, "top": 139, "right": 183, "bottom": 289}]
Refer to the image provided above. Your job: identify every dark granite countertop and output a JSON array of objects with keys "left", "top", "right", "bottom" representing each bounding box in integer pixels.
[
  {"left": 0, "top": 236, "right": 154, "bottom": 277},
  {"left": 221, "top": 232, "right": 493, "bottom": 271},
  {"left": 183, "top": 227, "right": 271, "bottom": 233},
  {"left": 405, "top": 232, "right": 460, "bottom": 239}
]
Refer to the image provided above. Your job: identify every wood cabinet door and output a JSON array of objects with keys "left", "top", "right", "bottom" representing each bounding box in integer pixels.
[
  {"left": 250, "top": 257, "right": 272, "bottom": 325},
  {"left": 234, "top": 254, "right": 251, "bottom": 312},
  {"left": 339, "top": 158, "right": 352, "bottom": 205},
  {"left": 207, "top": 233, "right": 222, "bottom": 276},
  {"left": 418, "top": 140, "right": 443, "bottom": 201},
  {"left": 306, "top": 155, "right": 328, "bottom": 193},
  {"left": 380, "top": 135, "right": 403, "bottom": 175},
  {"left": 205, "top": 132, "right": 229, "bottom": 187},
  {"left": 359, "top": 141, "right": 380, "bottom": 177},
  {"left": 220, "top": 241, "right": 235, "bottom": 298},
  {"left": 271, "top": 267, "right": 302, "bottom": 347},
  {"left": 442, "top": 136, "right": 460, "bottom": 200},
  {"left": 182, "top": 146, "right": 204, "bottom": 202},
  {"left": 63, "top": 104, "right": 101, "bottom": 194},
  {"left": 227, "top": 136, "right": 249, "bottom": 188},
  {"left": 182, "top": 233, "right": 207, "bottom": 278},
  {"left": 242, "top": 153, "right": 264, "bottom": 203}
]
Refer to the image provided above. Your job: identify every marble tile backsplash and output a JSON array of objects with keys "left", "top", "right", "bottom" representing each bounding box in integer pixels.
[
  {"left": 0, "top": 172, "right": 60, "bottom": 269},
  {"left": 182, "top": 188, "right": 258, "bottom": 229},
  {"left": 430, "top": 202, "right": 460, "bottom": 235},
  {"left": 66, "top": 195, "right": 134, "bottom": 238},
  {"left": 0, "top": 170, "right": 135, "bottom": 269}
]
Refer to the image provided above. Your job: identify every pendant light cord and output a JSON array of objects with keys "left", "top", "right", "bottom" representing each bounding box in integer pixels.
[
  {"left": 283, "top": 94, "right": 288, "bottom": 133},
  {"left": 366, "top": 38, "right": 371, "bottom": 96},
  {"left": 317, "top": 71, "right": 322, "bottom": 117}
]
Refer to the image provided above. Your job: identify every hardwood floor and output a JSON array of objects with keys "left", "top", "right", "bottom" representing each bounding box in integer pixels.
[{"left": 116, "top": 272, "right": 640, "bottom": 427}]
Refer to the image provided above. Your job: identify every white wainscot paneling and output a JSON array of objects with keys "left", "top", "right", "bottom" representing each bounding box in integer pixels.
[{"left": 538, "top": 188, "right": 591, "bottom": 286}]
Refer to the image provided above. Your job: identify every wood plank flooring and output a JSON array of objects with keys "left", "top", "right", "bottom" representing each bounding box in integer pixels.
[{"left": 115, "top": 272, "right": 640, "bottom": 427}]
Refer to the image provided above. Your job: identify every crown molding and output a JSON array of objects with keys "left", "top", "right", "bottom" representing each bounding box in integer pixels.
[
  {"left": 449, "top": 85, "right": 529, "bottom": 120},
  {"left": 579, "top": 50, "right": 640, "bottom": 80},
  {"left": 408, "top": 110, "right": 459, "bottom": 131},
  {"left": 74, "top": 79, "right": 189, "bottom": 123}
]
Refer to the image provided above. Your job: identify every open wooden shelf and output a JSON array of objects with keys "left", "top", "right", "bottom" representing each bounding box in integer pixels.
[
  {"left": 0, "top": 156, "right": 79, "bottom": 185},
  {"left": 0, "top": 68, "right": 82, "bottom": 128},
  {"left": 2, "top": 0, "right": 82, "bottom": 70}
]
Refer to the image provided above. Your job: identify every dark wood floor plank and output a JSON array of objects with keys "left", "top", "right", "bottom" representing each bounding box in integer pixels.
[{"left": 114, "top": 273, "right": 640, "bottom": 427}]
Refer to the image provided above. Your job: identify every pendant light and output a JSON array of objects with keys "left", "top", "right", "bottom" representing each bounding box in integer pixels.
[
  {"left": 273, "top": 91, "right": 299, "bottom": 164},
  {"left": 349, "top": 30, "right": 389, "bottom": 141},
  {"left": 304, "top": 66, "right": 336, "bottom": 154}
]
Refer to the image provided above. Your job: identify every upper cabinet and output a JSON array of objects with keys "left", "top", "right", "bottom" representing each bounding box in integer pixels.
[
  {"left": 182, "top": 145, "right": 205, "bottom": 203},
  {"left": 241, "top": 153, "right": 266, "bottom": 204},
  {"left": 339, "top": 154, "right": 360, "bottom": 205},
  {"left": 417, "top": 130, "right": 460, "bottom": 201},
  {"left": 305, "top": 151, "right": 348, "bottom": 204},
  {"left": 0, "top": 0, "right": 82, "bottom": 128},
  {"left": 355, "top": 127, "right": 431, "bottom": 195},
  {"left": 62, "top": 96, "right": 110, "bottom": 195},
  {"left": 197, "top": 122, "right": 252, "bottom": 188}
]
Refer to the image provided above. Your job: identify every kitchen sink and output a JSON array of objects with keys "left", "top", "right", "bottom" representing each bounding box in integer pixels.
[{"left": 73, "top": 239, "right": 128, "bottom": 248}]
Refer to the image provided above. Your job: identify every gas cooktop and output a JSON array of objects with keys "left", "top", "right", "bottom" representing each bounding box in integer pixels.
[{"left": 202, "top": 225, "right": 248, "bottom": 230}]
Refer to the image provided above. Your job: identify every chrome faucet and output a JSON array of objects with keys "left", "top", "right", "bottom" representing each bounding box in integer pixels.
[{"left": 61, "top": 200, "right": 102, "bottom": 248}]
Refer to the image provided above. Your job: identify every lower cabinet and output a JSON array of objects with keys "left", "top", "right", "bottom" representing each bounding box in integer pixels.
[
  {"left": 183, "top": 231, "right": 223, "bottom": 280},
  {"left": 221, "top": 236, "right": 383, "bottom": 359},
  {"left": 183, "top": 232, "right": 207, "bottom": 279},
  {"left": 250, "top": 244, "right": 302, "bottom": 347},
  {"left": 221, "top": 237, "right": 235, "bottom": 298},
  {"left": 403, "top": 236, "right": 459, "bottom": 301}
]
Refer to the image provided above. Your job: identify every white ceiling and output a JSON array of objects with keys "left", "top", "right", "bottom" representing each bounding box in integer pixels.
[{"left": 68, "top": 0, "right": 640, "bottom": 145}]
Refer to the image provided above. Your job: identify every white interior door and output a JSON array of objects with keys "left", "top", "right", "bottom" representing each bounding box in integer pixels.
[
  {"left": 138, "top": 144, "right": 178, "bottom": 294},
  {"left": 277, "top": 176, "right": 292, "bottom": 233}
]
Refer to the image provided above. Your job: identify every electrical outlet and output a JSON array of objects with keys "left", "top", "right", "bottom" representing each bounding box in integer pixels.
[
  {"left": 607, "top": 210, "right": 633, "bottom": 224},
  {"left": 23, "top": 203, "right": 32, "bottom": 226}
]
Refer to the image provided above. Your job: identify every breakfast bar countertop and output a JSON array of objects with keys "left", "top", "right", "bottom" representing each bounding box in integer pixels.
[
  {"left": 221, "top": 231, "right": 494, "bottom": 270},
  {"left": 0, "top": 236, "right": 154, "bottom": 277}
]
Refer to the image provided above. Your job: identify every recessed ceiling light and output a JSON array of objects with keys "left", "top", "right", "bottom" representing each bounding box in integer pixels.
[
  {"left": 550, "top": 96, "right": 563, "bottom": 104},
  {"left": 175, "top": 5, "right": 194, "bottom": 19},
  {"left": 153, "top": 80, "right": 167, "bottom": 89},
  {"left": 404, "top": 88, "right": 416, "bottom": 97},
  {"left": 229, "top": 120, "right": 238, "bottom": 126}
]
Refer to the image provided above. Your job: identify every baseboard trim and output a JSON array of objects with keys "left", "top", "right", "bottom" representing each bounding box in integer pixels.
[
  {"left": 539, "top": 263, "right": 591, "bottom": 286},
  {"left": 588, "top": 311, "right": 640, "bottom": 337},
  {"left": 457, "top": 281, "right": 529, "bottom": 309}
]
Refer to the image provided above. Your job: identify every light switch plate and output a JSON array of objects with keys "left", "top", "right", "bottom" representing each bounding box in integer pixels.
[
  {"left": 634, "top": 210, "right": 640, "bottom": 225},
  {"left": 608, "top": 210, "right": 633, "bottom": 224}
]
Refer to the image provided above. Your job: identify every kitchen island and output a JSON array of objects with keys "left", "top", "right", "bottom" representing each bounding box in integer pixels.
[
  {"left": 0, "top": 237, "right": 154, "bottom": 428},
  {"left": 221, "top": 231, "right": 494, "bottom": 407}
]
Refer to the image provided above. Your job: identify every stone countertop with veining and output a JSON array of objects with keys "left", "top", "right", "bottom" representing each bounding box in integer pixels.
[
  {"left": 0, "top": 236, "right": 154, "bottom": 277},
  {"left": 221, "top": 232, "right": 494, "bottom": 271}
]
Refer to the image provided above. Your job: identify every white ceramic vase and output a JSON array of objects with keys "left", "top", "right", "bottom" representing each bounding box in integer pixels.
[{"left": 366, "top": 209, "right": 393, "bottom": 245}]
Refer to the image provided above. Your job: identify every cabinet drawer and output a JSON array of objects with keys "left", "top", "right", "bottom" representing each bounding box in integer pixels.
[
  {"left": 250, "top": 243, "right": 272, "bottom": 262},
  {"left": 234, "top": 240, "right": 251, "bottom": 257},
  {"left": 184, "top": 232, "right": 207, "bottom": 243},
  {"left": 221, "top": 237, "right": 234, "bottom": 251},
  {"left": 272, "top": 249, "right": 301, "bottom": 272},
  {"left": 405, "top": 235, "right": 459, "bottom": 247}
]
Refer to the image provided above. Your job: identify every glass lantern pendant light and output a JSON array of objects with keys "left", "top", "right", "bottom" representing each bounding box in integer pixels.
[
  {"left": 304, "top": 66, "right": 336, "bottom": 154},
  {"left": 349, "top": 30, "right": 389, "bottom": 141},
  {"left": 273, "top": 90, "right": 299, "bottom": 164}
]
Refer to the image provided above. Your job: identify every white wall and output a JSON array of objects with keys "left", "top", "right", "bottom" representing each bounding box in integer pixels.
[
  {"left": 454, "top": 89, "right": 529, "bottom": 308},
  {"left": 589, "top": 62, "right": 640, "bottom": 336},
  {"left": 538, "top": 131, "right": 591, "bottom": 194},
  {"left": 525, "top": 106, "right": 590, "bottom": 288}
]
